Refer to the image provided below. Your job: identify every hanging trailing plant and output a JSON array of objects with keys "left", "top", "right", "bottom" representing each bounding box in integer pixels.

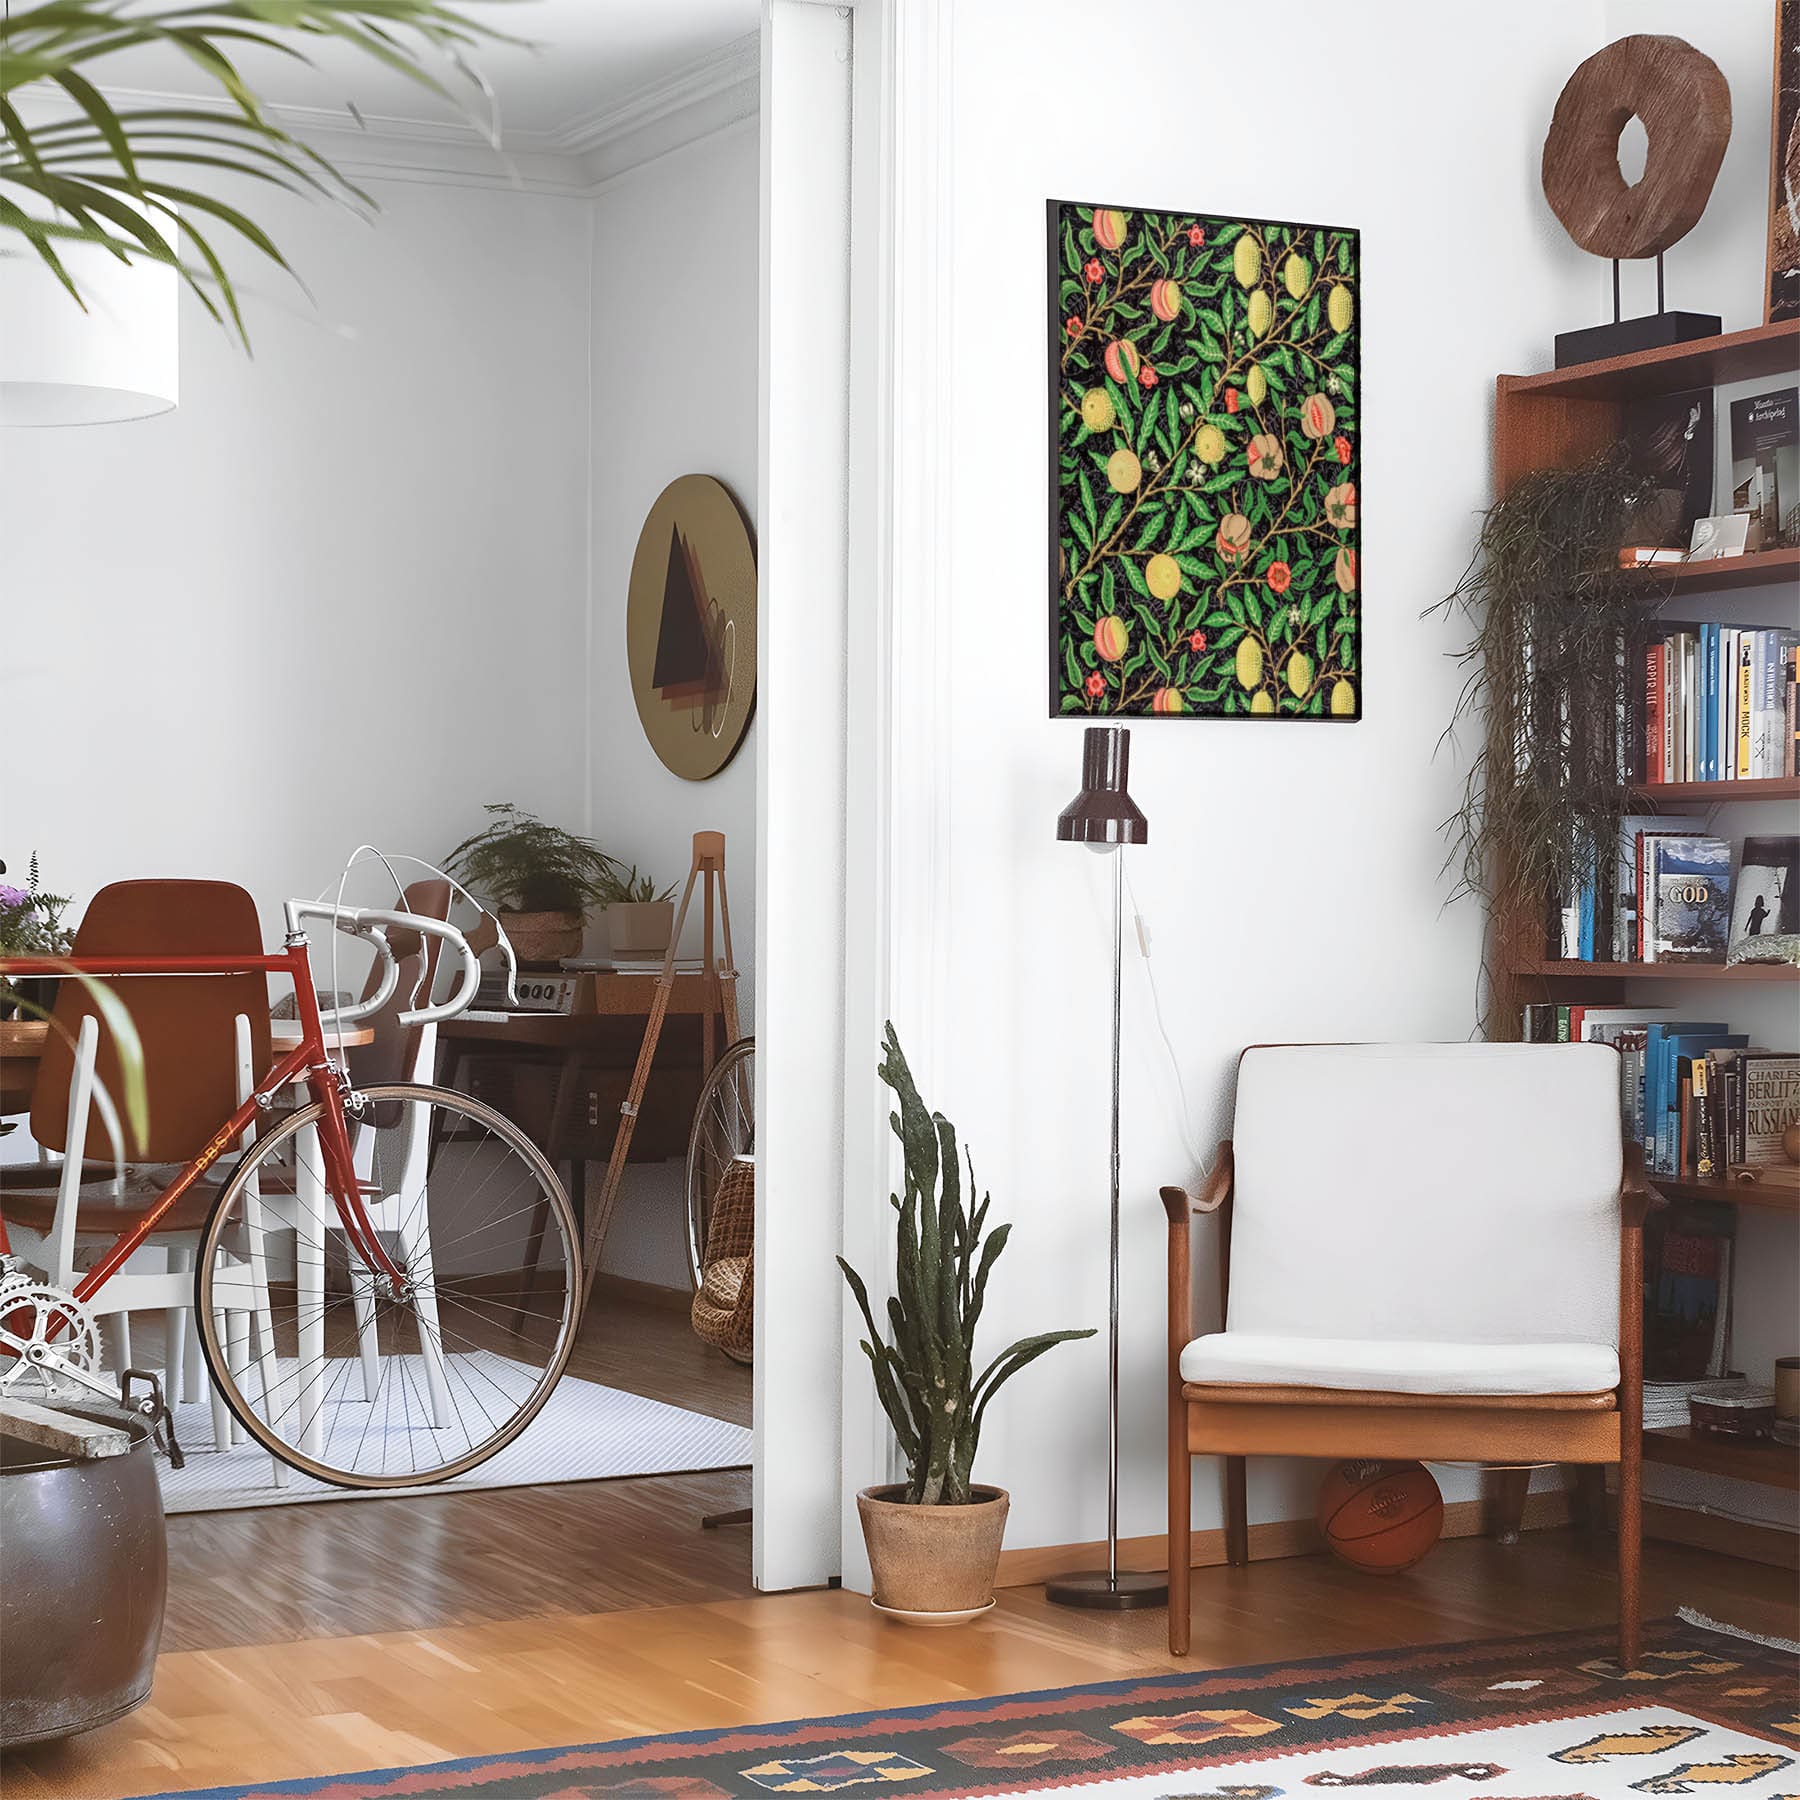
[{"left": 1429, "top": 446, "right": 1666, "bottom": 1031}]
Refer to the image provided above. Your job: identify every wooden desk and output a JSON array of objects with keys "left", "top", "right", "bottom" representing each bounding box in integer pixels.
[{"left": 437, "top": 973, "right": 734, "bottom": 1260}]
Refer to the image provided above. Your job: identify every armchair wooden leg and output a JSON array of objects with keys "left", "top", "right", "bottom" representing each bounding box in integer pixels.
[
  {"left": 1168, "top": 1447, "right": 1191, "bottom": 1656},
  {"left": 1571, "top": 1464, "right": 1608, "bottom": 1541},
  {"left": 1617, "top": 1446, "right": 1642, "bottom": 1670},
  {"left": 1487, "top": 1466, "right": 1531, "bottom": 1544},
  {"left": 1224, "top": 1456, "right": 1248, "bottom": 1567}
]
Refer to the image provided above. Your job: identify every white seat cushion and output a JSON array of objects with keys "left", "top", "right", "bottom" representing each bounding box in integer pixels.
[{"left": 1180, "top": 1331, "right": 1619, "bottom": 1396}]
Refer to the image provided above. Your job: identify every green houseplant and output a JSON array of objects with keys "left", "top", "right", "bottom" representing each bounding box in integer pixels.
[
  {"left": 593, "top": 861, "right": 678, "bottom": 961},
  {"left": 445, "top": 804, "right": 617, "bottom": 968},
  {"left": 838, "top": 1024, "right": 1094, "bottom": 1621}
]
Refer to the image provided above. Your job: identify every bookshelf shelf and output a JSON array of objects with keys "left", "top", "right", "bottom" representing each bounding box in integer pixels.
[
  {"left": 1629, "top": 776, "right": 1800, "bottom": 804},
  {"left": 1512, "top": 959, "right": 1800, "bottom": 983},
  {"left": 1648, "top": 1174, "right": 1800, "bottom": 1215},
  {"left": 1626, "top": 546, "right": 1800, "bottom": 596},
  {"left": 1642, "top": 1425, "right": 1800, "bottom": 1491},
  {"left": 1500, "top": 319, "right": 1800, "bottom": 403}
]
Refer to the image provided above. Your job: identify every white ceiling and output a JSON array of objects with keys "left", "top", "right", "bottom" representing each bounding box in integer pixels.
[{"left": 94, "top": 0, "right": 761, "bottom": 147}]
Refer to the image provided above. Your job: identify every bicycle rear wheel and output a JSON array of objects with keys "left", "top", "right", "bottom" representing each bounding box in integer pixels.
[
  {"left": 685, "top": 1037, "right": 755, "bottom": 1290},
  {"left": 195, "top": 1082, "right": 580, "bottom": 1488}
]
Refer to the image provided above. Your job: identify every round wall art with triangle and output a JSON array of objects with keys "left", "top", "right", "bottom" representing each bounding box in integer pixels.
[{"left": 625, "top": 474, "right": 757, "bottom": 781}]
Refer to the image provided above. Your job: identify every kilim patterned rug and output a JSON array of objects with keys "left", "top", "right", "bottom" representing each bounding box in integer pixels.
[{"left": 135, "top": 1613, "right": 1797, "bottom": 1800}]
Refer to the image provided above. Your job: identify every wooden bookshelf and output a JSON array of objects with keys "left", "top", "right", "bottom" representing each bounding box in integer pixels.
[
  {"left": 1648, "top": 1174, "right": 1800, "bottom": 1215},
  {"left": 1501, "top": 318, "right": 1800, "bottom": 403},
  {"left": 1512, "top": 959, "right": 1800, "bottom": 983},
  {"left": 1628, "top": 775, "right": 1800, "bottom": 804},
  {"left": 1491, "top": 323, "right": 1800, "bottom": 1565},
  {"left": 1643, "top": 1426, "right": 1800, "bottom": 1492},
  {"left": 1625, "top": 545, "right": 1800, "bottom": 595}
]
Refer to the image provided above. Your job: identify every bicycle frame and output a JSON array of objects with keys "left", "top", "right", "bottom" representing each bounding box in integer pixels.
[{"left": 0, "top": 937, "right": 406, "bottom": 1301}]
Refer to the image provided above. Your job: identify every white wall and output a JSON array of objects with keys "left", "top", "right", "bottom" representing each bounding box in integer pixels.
[
  {"left": 864, "top": 0, "right": 1630, "bottom": 1557},
  {"left": 2, "top": 177, "right": 592, "bottom": 924},
  {"left": 585, "top": 119, "right": 763, "bottom": 1285}
]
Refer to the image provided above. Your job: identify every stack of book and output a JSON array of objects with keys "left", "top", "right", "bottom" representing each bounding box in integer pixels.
[
  {"left": 1641, "top": 624, "right": 1800, "bottom": 783},
  {"left": 1549, "top": 829, "right": 1797, "bottom": 967},
  {"left": 1521, "top": 1003, "right": 1800, "bottom": 1182}
]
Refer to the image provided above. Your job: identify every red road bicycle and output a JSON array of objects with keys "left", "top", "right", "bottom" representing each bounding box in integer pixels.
[{"left": 0, "top": 899, "right": 582, "bottom": 1488}]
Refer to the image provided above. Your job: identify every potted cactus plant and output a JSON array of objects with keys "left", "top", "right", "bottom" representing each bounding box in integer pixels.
[{"left": 838, "top": 1025, "right": 1094, "bottom": 1624}]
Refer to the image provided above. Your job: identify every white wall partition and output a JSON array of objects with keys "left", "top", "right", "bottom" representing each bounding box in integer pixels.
[{"left": 753, "top": 0, "right": 855, "bottom": 1593}]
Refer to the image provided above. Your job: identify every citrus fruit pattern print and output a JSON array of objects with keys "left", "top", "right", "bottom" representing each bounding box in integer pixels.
[{"left": 1050, "top": 200, "right": 1361, "bottom": 720}]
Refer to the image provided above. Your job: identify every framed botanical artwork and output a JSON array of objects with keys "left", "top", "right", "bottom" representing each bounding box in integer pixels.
[
  {"left": 1047, "top": 200, "right": 1360, "bottom": 720},
  {"left": 1769, "top": 0, "right": 1800, "bottom": 322}
]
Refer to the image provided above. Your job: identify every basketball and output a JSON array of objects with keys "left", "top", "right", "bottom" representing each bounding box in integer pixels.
[{"left": 1316, "top": 1460, "right": 1443, "bottom": 1574}]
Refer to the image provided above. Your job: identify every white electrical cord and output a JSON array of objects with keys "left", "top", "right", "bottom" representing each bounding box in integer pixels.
[{"left": 1119, "top": 858, "right": 1211, "bottom": 1176}]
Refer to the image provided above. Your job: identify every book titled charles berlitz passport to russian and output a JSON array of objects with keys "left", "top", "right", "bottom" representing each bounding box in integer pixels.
[{"left": 1739, "top": 1052, "right": 1800, "bottom": 1166}]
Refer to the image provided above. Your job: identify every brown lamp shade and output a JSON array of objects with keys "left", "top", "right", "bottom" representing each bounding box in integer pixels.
[{"left": 1056, "top": 725, "right": 1148, "bottom": 847}]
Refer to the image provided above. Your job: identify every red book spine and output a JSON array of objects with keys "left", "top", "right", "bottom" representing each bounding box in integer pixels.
[{"left": 1644, "top": 640, "right": 1663, "bottom": 784}]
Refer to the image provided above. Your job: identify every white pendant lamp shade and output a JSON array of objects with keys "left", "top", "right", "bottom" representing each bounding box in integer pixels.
[{"left": 0, "top": 215, "right": 179, "bottom": 426}]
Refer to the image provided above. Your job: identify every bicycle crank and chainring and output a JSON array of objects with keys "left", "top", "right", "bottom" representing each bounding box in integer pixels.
[{"left": 0, "top": 1278, "right": 110, "bottom": 1402}]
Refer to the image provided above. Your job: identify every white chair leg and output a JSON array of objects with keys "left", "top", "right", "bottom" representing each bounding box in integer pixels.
[
  {"left": 180, "top": 1305, "right": 205, "bottom": 1404},
  {"left": 224, "top": 1311, "right": 251, "bottom": 1444},
  {"left": 103, "top": 1311, "right": 133, "bottom": 1376},
  {"left": 297, "top": 1123, "right": 328, "bottom": 1463},
  {"left": 347, "top": 1244, "right": 381, "bottom": 1403},
  {"left": 207, "top": 1304, "right": 234, "bottom": 1453},
  {"left": 164, "top": 1244, "right": 190, "bottom": 1404},
  {"left": 398, "top": 1201, "right": 451, "bottom": 1429}
]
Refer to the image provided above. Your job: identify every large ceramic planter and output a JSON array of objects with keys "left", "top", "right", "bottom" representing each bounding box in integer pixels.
[
  {"left": 0, "top": 1405, "right": 167, "bottom": 1746},
  {"left": 856, "top": 1484, "right": 1008, "bottom": 1624},
  {"left": 500, "top": 909, "right": 584, "bottom": 969},
  {"left": 604, "top": 901, "right": 675, "bottom": 959}
]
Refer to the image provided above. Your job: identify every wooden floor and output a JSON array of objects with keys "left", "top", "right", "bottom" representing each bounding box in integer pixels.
[
  {"left": 160, "top": 1284, "right": 755, "bottom": 1651},
  {"left": 7, "top": 1300, "right": 1798, "bottom": 1798},
  {"left": 7, "top": 1531, "right": 1796, "bottom": 1800}
]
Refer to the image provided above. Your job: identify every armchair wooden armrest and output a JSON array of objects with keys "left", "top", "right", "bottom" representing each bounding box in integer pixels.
[{"left": 1160, "top": 1141, "right": 1234, "bottom": 1222}]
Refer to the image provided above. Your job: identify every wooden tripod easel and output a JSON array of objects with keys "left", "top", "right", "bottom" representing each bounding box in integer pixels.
[{"left": 579, "top": 830, "right": 740, "bottom": 1313}]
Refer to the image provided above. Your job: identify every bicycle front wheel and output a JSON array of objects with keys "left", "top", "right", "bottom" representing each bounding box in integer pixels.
[{"left": 196, "top": 1082, "right": 581, "bottom": 1488}]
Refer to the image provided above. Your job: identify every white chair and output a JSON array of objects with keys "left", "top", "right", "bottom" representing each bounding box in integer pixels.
[
  {"left": 1162, "top": 1042, "right": 1647, "bottom": 1667},
  {"left": 2, "top": 877, "right": 285, "bottom": 1479}
]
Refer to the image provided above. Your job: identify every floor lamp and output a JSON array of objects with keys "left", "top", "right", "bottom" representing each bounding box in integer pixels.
[{"left": 1046, "top": 724, "right": 1167, "bottom": 1610}]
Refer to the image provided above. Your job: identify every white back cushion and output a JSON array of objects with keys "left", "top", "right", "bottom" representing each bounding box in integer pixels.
[{"left": 1227, "top": 1044, "right": 1622, "bottom": 1348}]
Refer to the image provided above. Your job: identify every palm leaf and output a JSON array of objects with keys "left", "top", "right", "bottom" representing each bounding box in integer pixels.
[{"left": 0, "top": 0, "right": 520, "bottom": 344}]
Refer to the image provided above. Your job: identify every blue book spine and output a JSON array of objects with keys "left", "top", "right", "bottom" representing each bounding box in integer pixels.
[
  {"left": 1643, "top": 1025, "right": 1665, "bottom": 1168},
  {"left": 1578, "top": 875, "right": 1594, "bottom": 962}
]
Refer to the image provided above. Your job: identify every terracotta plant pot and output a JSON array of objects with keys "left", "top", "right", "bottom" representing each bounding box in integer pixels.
[
  {"left": 856, "top": 1484, "right": 1009, "bottom": 1623},
  {"left": 499, "top": 909, "right": 585, "bottom": 969},
  {"left": 605, "top": 900, "right": 675, "bottom": 959}
]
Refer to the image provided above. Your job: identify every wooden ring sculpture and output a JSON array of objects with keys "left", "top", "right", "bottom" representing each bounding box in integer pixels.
[{"left": 1541, "top": 34, "right": 1731, "bottom": 260}]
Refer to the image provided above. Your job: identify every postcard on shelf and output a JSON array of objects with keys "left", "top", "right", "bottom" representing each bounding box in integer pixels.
[
  {"left": 1687, "top": 512, "right": 1753, "bottom": 560},
  {"left": 1730, "top": 387, "right": 1798, "bottom": 550},
  {"left": 1623, "top": 387, "right": 1714, "bottom": 548},
  {"left": 1728, "top": 835, "right": 1799, "bottom": 955}
]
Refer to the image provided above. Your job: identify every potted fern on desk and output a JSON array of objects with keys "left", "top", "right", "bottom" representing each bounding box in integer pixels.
[
  {"left": 445, "top": 805, "right": 617, "bottom": 968},
  {"left": 838, "top": 1025, "right": 1094, "bottom": 1623}
]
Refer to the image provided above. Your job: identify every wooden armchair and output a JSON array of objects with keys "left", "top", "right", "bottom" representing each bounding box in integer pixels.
[{"left": 1162, "top": 1043, "right": 1650, "bottom": 1668}]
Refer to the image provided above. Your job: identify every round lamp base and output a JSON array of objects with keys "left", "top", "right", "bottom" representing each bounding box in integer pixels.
[{"left": 1043, "top": 1568, "right": 1169, "bottom": 1610}]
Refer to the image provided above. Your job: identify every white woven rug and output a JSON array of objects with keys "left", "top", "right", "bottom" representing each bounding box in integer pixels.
[{"left": 154, "top": 1363, "right": 752, "bottom": 1513}]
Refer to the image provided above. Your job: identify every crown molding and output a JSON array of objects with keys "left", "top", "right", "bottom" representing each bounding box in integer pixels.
[
  {"left": 556, "top": 31, "right": 759, "bottom": 163},
  {"left": 13, "top": 33, "right": 761, "bottom": 196}
]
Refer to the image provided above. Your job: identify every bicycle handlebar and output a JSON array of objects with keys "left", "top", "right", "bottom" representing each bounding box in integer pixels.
[{"left": 282, "top": 900, "right": 504, "bottom": 1028}]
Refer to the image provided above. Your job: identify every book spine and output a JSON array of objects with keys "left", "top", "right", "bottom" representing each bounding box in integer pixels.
[
  {"left": 1644, "top": 639, "right": 1663, "bottom": 785},
  {"left": 1643, "top": 839, "right": 1658, "bottom": 963},
  {"left": 1695, "top": 1057, "right": 1715, "bottom": 1178},
  {"left": 1719, "top": 627, "right": 1736, "bottom": 779},
  {"left": 1678, "top": 1069, "right": 1693, "bottom": 1178},
  {"left": 1555, "top": 1005, "right": 1571, "bottom": 1044},
  {"left": 1737, "top": 635, "right": 1754, "bottom": 778},
  {"left": 1701, "top": 623, "right": 1717, "bottom": 783},
  {"left": 1683, "top": 633, "right": 1697, "bottom": 781},
  {"left": 1666, "top": 640, "right": 1679, "bottom": 783},
  {"left": 1788, "top": 648, "right": 1798, "bottom": 779}
]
